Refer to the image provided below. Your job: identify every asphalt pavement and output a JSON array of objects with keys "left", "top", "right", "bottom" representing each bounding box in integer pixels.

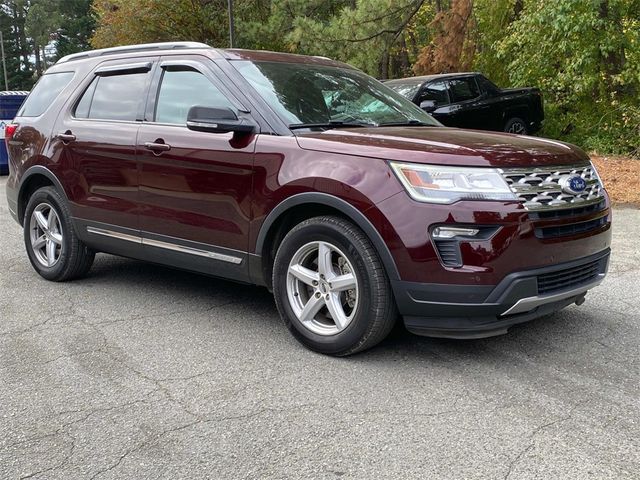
[{"left": 1, "top": 177, "right": 638, "bottom": 479}]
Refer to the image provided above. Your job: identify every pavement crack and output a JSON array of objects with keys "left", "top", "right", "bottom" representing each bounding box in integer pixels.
[{"left": 503, "top": 399, "right": 588, "bottom": 480}]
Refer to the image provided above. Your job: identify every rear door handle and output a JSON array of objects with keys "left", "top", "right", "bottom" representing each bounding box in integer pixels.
[
  {"left": 57, "top": 132, "right": 76, "bottom": 143},
  {"left": 144, "top": 142, "right": 171, "bottom": 152}
]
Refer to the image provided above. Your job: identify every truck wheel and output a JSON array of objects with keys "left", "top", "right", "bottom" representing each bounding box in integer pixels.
[
  {"left": 272, "top": 216, "right": 397, "bottom": 356},
  {"left": 504, "top": 117, "right": 528, "bottom": 135},
  {"left": 23, "top": 186, "right": 95, "bottom": 281}
]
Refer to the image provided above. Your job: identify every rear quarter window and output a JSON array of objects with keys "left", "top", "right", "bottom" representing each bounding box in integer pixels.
[{"left": 18, "top": 72, "right": 74, "bottom": 117}]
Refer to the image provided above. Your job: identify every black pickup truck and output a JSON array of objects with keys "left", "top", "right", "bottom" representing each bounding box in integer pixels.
[{"left": 385, "top": 72, "right": 544, "bottom": 135}]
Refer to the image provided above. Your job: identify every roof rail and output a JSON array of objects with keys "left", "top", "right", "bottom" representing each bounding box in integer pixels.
[{"left": 56, "top": 42, "right": 211, "bottom": 64}]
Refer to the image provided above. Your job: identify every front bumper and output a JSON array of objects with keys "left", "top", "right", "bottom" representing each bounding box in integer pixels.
[{"left": 394, "top": 249, "right": 609, "bottom": 339}]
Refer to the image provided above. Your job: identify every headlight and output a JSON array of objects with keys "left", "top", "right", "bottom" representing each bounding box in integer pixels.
[{"left": 389, "top": 162, "right": 518, "bottom": 204}]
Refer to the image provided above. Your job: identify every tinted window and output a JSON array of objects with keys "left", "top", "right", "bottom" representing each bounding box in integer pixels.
[
  {"left": 74, "top": 78, "right": 97, "bottom": 118},
  {"left": 155, "top": 68, "right": 233, "bottom": 124},
  {"left": 19, "top": 72, "right": 74, "bottom": 117},
  {"left": 417, "top": 81, "right": 449, "bottom": 106},
  {"left": 476, "top": 75, "right": 500, "bottom": 95},
  {"left": 448, "top": 78, "right": 480, "bottom": 102},
  {"left": 76, "top": 72, "right": 148, "bottom": 121}
]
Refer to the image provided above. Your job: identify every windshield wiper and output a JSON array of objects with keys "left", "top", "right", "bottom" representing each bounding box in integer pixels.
[
  {"left": 378, "top": 120, "right": 435, "bottom": 127},
  {"left": 288, "top": 121, "right": 376, "bottom": 130}
]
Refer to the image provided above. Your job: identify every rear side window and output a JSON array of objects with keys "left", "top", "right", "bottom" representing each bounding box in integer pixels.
[
  {"left": 75, "top": 72, "right": 148, "bottom": 121},
  {"left": 448, "top": 78, "right": 480, "bottom": 102},
  {"left": 476, "top": 75, "right": 500, "bottom": 95},
  {"left": 155, "top": 68, "right": 233, "bottom": 124},
  {"left": 19, "top": 72, "right": 74, "bottom": 117}
]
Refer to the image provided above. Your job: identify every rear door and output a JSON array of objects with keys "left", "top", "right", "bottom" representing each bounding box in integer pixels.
[
  {"left": 54, "top": 58, "right": 156, "bottom": 250},
  {"left": 136, "top": 55, "right": 257, "bottom": 281}
]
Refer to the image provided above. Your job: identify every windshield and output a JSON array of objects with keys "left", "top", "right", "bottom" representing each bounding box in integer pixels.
[
  {"left": 232, "top": 60, "right": 440, "bottom": 129},
  {"left": 384, "top": 79, "right": 423, "bottom": 100}
]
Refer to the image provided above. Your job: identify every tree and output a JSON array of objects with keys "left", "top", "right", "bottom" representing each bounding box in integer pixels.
[
  {"left": 91, "top": 0, "right": 229, "bottom": 48},
  {"left": 55, "top": 0, "right": 95, "bottom": 60},
  {"left": 493, "top": 0, "right": 640, "bottom": 154},
  {"left": 25, "top": 0, "right": 60, "bottom": 74}
]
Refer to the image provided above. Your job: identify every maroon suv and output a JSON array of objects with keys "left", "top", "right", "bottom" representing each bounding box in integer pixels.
[{"left": 5, "top": 42, "right": 611, "bottom": 355}]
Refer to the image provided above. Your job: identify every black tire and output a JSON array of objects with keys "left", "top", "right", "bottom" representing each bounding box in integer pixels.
[
  {"left": 23, "top": 186, "right": 95, "bottom": 281},
  {"left": 272, "top": 215, "right": 397, "bottom": 356},
  {"left": 504, "top": 117, "right": 528, "bottom": 135}
]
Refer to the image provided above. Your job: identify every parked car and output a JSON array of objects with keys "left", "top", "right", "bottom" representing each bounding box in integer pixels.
[
  {"left": 5, "top": 43, "right": 610, "bottom": 355},
  {"left": 385, "top": 72, "right": 544, "bottom": 135},
  {"left": 0, "top": 91, "right": 29, "bottom": 174}
]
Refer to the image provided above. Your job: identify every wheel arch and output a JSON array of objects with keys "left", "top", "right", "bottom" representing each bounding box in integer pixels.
[
  {"left": 17, "top": 166, "right": 68, "bottom": 225},
  {"left": 253, "top": 192, "right": 400, "bottom": 289},
  {"left": 502, "top": 105, "right": 529, "bottom": 125}
]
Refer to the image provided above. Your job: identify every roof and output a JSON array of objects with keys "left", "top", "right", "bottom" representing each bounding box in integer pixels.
[
  {"left": 55, "top": 42, "right": 353, "bottom": 70},
  {"left": 0, "top": 91, "right": 29, "bottom": 95},
  {"left": 385, "top": 72, "right": 481, "bottom": 84}
]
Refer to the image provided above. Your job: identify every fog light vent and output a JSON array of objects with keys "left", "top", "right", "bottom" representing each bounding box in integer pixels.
[{"left": 433, "top": 239, "right": 463, "bottom": 267}]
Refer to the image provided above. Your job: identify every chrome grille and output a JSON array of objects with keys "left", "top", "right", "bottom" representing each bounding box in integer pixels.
[{"left": 500, "top": 164, "right": 604, "bottom": 211}]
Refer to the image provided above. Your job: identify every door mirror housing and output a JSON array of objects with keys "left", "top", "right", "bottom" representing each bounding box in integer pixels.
[
  {"left": 419, "top": 100, "right": 437, "bottom": 113},
  {"left": 186, "top": 106, "right": 256, "bottom": 134}
]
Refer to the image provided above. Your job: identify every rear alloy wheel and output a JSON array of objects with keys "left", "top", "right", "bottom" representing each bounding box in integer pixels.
[
  {"left": 504, "top": 117, "right": 528, "bottom": 135},
  {"left": 24, "top": 186, "right": 95, "bottom": 281},
  {"left": 273, "top": 216, "right": 396, "bottom": 356},
  {"left": 29, "top": 203, "right": 63, "bottom": 268}
]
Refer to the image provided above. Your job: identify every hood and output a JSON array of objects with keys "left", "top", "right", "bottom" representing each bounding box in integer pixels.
[{"left": 295, "top": 127, "right": 588, "bottom": 168}]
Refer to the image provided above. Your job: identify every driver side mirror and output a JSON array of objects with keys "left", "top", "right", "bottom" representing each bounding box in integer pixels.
[
  {"left": 419, "top": 100, "right": 437, "bottom": 113},
  {"left": 186, "top": 106, "right": 256, "bottom": 134}
]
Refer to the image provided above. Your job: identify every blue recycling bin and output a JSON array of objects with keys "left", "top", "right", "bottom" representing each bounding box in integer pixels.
[{"left": 1, "top": 91, "right": 29, "bottom": 175}]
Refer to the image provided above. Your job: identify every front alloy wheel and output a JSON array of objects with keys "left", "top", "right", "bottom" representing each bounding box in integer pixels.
[
  {"left": 286, "top": 241, "right": 359, "bottom": 336},
  {"left": 273, "top": 215, "right": 397, "bottom": 356}
]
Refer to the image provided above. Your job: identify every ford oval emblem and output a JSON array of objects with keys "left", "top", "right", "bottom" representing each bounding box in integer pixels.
[{"left": 560, "top": 174, "right": 587, "bottom": 195}]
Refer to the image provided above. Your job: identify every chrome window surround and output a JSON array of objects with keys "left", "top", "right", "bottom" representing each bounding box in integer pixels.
[{"left": 499, "top": 163, "right": 604, "bottom": 211}]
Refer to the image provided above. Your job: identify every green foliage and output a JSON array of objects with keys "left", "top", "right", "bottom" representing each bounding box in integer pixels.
[
  {"left": 55, "top": 0, "right": 95, "bottom": 60},
  {"left": 480, "top": 0, "right": 640, "bottom": 156}
]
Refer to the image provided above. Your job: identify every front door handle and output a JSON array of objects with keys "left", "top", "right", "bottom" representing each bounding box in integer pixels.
[
  {"left": 144, "top": 141, "right": 171, "bottom": 153},
  {"left": 57, "top": 132, "right": 76, "bottom": 143}
]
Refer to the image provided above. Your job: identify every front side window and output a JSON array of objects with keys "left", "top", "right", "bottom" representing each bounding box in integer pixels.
[
  {"left": 155, "top": 68, "right": 233, "bottom": 124},
  {"left": 448, "top": 78, "right": 480, "bottom": 103},
  {"left": 416, "top": 81, "right": 450, "bottom": 106},
  {"left": 233, "top": 60, "right": 440, "bottom": 128},
  {"left": 75, "top": 71, "right": 148, "bottom": 121},
  {"left": 19, "top": 72, "right": 74, "bottom": 117}
]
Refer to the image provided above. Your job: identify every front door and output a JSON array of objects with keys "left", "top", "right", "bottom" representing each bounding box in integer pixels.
[{"left": 136, "top": 56, "right": 257, "bottom": 281}]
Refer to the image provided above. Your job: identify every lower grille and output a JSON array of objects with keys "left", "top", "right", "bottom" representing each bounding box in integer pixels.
[
  {"left": 528, "top": 200, "right": 606, "bottom": 221},
  {"left": 537, "top": 259, "right": 602, "bottom": 295},
  {"left": 534, "top": 214, "right": 609, "bottom": 239}
]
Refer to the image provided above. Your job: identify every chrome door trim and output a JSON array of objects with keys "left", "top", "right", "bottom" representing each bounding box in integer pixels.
[
  {"left": 142, "top": 237, "right": 242, "bottom": 264},
  {"left": 87, "top": 226, "right": 141, "bottom": 244},
  {"left": 86, "top": 226, "right": 242, "bottom": 264}
]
